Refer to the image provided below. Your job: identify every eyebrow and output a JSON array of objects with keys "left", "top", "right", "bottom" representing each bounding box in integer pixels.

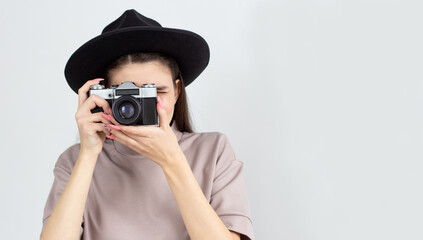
[{"left": 156, "top": 86, "right": 169, "bottom": 90}]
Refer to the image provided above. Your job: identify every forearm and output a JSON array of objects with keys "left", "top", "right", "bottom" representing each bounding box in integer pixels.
[
  {"left": 160, "top": 153, "right": 233, "bottom": 240},
  {"left": 41, "top": 151, "right": 98, "bottom": 240}
]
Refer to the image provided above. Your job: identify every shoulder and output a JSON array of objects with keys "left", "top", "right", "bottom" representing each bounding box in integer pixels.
[
  {"left": 54, "top": 143, "right": 81, "bottom": 172},
  {"left": 182, "top": 130, "right": 228, "bottom": 143},
  {"left": 180, "top": 131, "right": 237, "bottom": 163},
  {"left": 181, "top": 131, "right": 232, "bottom": 149}
]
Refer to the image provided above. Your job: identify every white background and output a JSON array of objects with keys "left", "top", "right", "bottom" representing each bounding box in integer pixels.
[{"left": 1, "top": 0, "right": 422, "bottom": 239}]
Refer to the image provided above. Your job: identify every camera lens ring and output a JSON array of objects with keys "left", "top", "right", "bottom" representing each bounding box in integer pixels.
[{"left": 112, "top": 96, "right": 142, "bottom": 125}]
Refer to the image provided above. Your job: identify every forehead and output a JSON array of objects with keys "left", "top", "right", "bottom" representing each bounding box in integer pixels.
[{"left": 109, "top": 62, "right": 173, "bottom": 87}]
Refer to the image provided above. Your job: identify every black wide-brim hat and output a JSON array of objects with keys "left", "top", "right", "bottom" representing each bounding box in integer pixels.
[{"left": 64, "top": 9, "right": 210, "bottom": 94}]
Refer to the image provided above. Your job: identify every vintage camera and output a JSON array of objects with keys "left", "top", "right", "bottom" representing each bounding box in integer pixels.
[{"left": 89, "top": 81, "right": 159, "bottom": 126}]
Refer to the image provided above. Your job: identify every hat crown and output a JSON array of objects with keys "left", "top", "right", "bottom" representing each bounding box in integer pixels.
[{"left": 102, "top": 9, "right": 161, "bottom": 34}]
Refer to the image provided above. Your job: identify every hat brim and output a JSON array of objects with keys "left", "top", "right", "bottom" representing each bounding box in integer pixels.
[{"left": 64, "top": 27, "right": 210, "bottom": 94}]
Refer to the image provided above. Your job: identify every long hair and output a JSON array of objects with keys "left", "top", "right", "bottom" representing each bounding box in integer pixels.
[{"left": 101, "top": 52, "right": 194, "bottom": 133}]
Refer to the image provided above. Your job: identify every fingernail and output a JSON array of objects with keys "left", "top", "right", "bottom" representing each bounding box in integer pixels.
[
  {"left": 108, "top": 108, "right": 112, "bottom": 115},
  {"left": 108, "top": 124, "right": 121, "bottom": 130},
  {"left": 106, "top": 135, "right": 115, "bottom": 139},
  {"left": 93, "top": 78, "right": 104, "bottom": 82},
  {"left": 102, "top": 113, "right": 112, "bottom": 121},
  {"left": 157, "top": 96, "right": 163, "bottom": 108}
]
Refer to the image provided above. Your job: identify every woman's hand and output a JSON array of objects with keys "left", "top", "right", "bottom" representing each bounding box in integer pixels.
[
  {"left": 75, "top": 78, "right": 113, "bottom": 156},
  {"left": 105, "top": 96, "right": 183, "bottom": 167}
]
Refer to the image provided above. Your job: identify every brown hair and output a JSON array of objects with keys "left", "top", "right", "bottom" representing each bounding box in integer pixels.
[{"left": 102, "top": 52, "right": 194, "bottom": 133}]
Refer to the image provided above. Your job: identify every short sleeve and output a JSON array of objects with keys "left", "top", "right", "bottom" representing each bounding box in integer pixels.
[
  {"left": 40, "top": 150, "right": 84, "bottom": 239},
  {"left": 210, "top": 134, "right": 255, "bottom": 240}
]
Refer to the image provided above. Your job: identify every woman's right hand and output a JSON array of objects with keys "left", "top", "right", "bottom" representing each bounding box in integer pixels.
[{"left": 75, "top": 78, "right": 113, "bottom": 156}]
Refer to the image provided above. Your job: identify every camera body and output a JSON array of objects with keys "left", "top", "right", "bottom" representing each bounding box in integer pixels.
[{"left": 89, "top": 81, "right": 159, "bottom": 126}]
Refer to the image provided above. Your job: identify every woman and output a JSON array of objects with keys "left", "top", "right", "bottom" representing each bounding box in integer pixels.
[{"left": 41, "top": 9, "right": 254, "bottom": 240}]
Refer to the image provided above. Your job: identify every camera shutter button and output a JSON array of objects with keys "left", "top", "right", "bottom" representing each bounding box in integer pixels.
[{"left": 91, "top": 84, "right": 105, "bottom": 90}]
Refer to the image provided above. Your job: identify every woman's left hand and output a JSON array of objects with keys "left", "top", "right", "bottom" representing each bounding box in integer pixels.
[{"left": 103, "top": 96, "right": 183, "bottom": 168}]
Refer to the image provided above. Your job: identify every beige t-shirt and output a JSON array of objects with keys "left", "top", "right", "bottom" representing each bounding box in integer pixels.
[{"left": 41, "top": 124, "right": 255, "bottom": 240}]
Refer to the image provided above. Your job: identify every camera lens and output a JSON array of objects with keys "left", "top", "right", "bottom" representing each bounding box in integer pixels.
[
  {"left": 112, "top": 95, "right": 142, "bottom": 125},
  {"left": 119, "top": 103, "right": 135, "bottom": 119}
]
